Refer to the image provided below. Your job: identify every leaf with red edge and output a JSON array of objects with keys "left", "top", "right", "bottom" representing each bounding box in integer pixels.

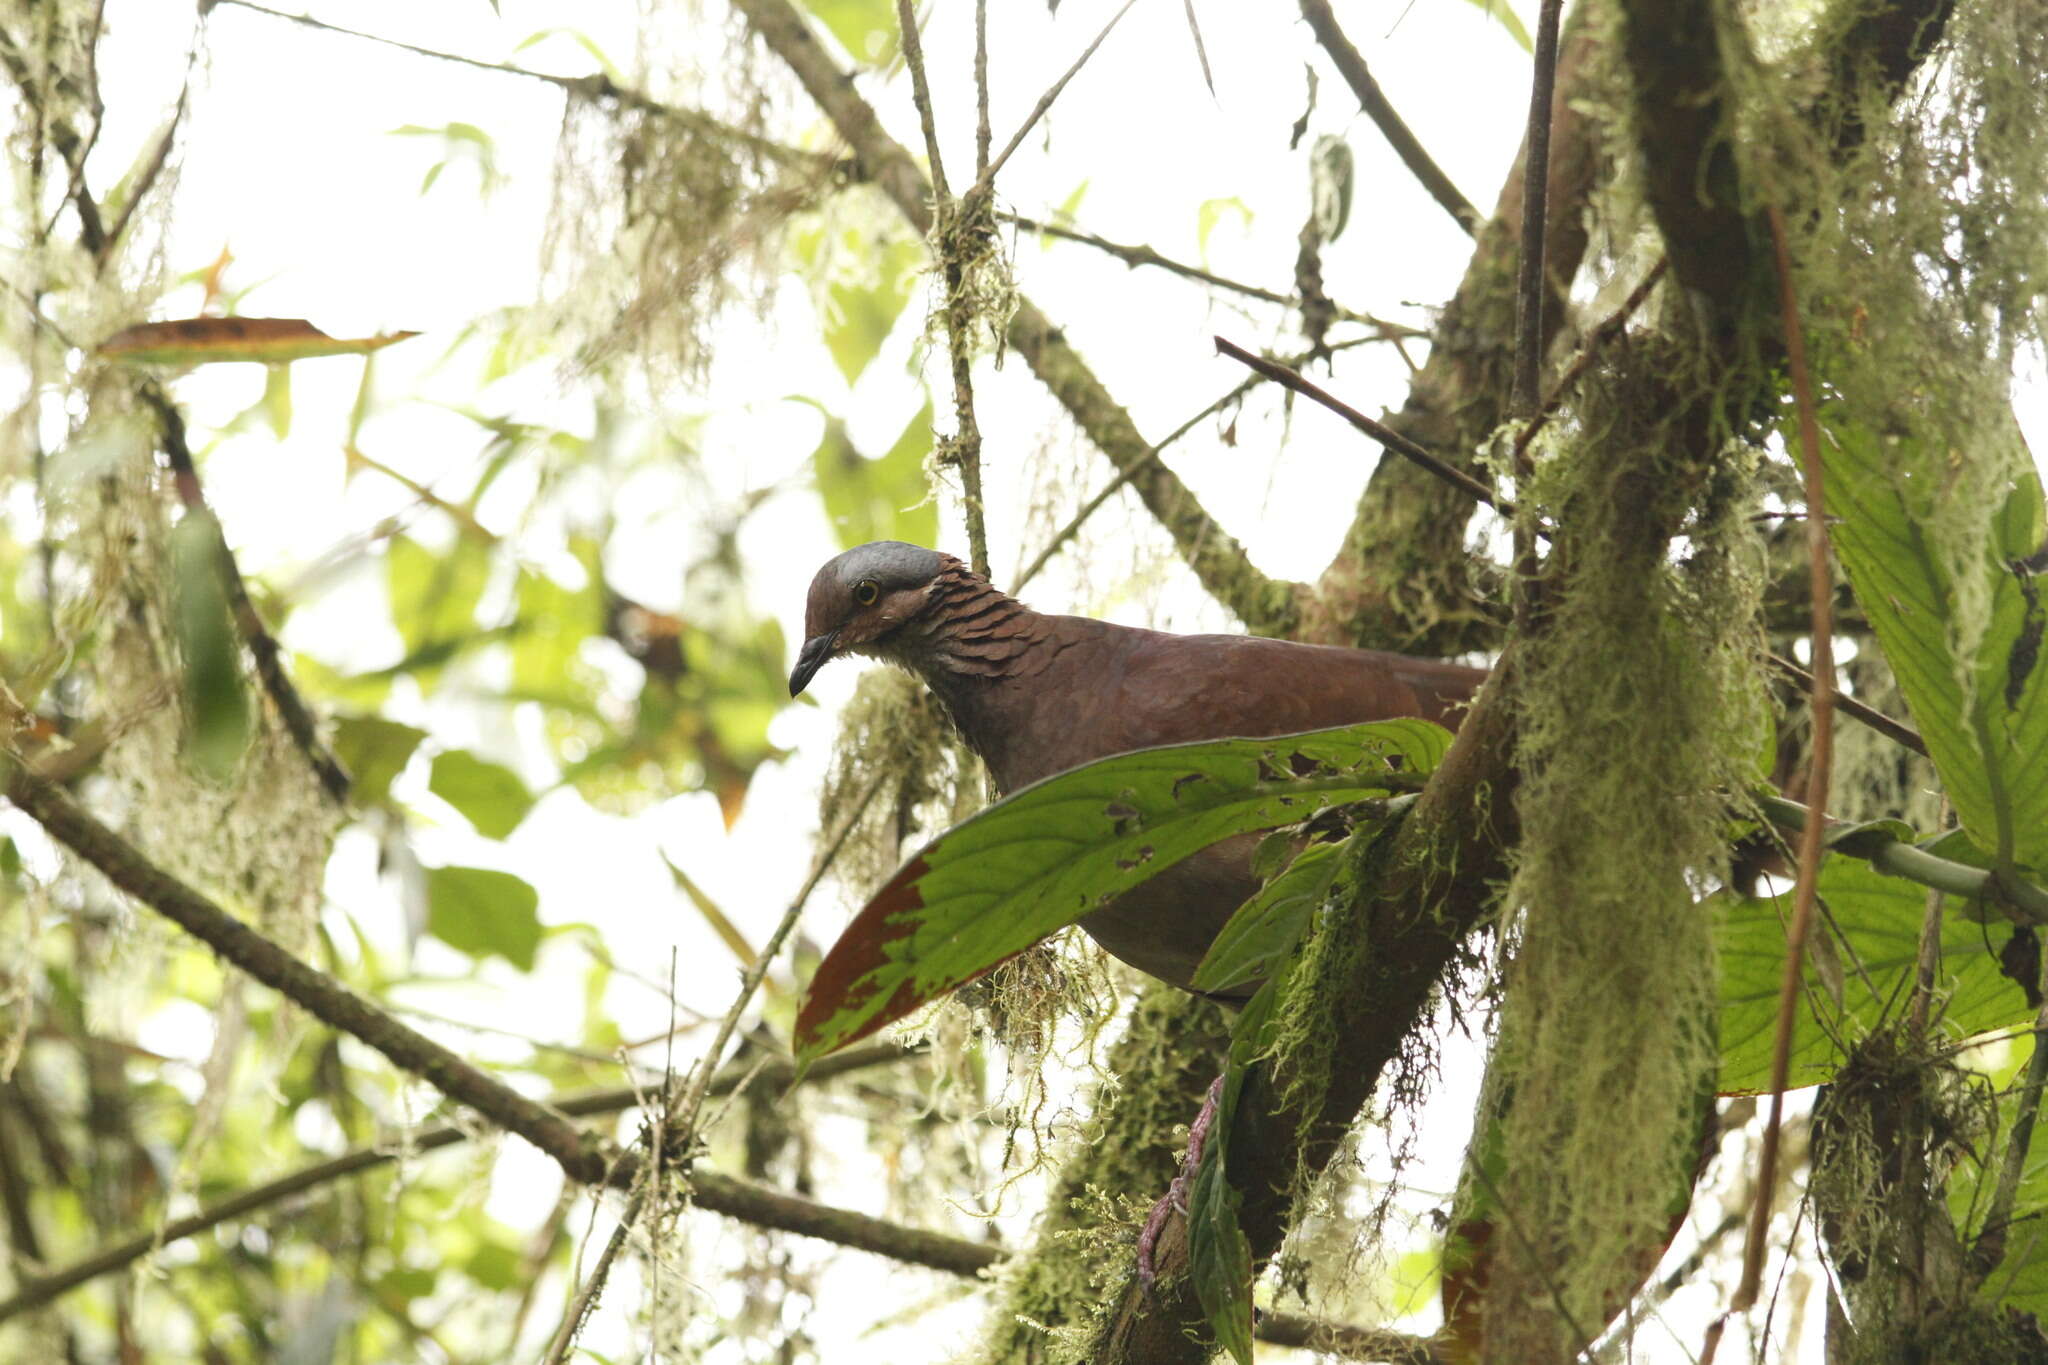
[
  {"left": 792, "top": 718, "right": 1450, "bottom": 1062},
  {"left": 99, "top": 317, "right": 419, "bottom": 366}
]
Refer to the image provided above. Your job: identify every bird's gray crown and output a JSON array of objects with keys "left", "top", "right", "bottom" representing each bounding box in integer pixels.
[{"left": 820, "top": 541, "right": 947, "bottom": 590}]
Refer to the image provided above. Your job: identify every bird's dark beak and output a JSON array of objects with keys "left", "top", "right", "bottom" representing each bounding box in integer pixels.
[{"left": 788, "top": 630, "right": 841, "bottom": 697}]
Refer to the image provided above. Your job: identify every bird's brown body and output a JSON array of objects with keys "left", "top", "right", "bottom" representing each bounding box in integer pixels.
[{"left": 791, "top": 543, "right": 1487, "bottom": 992}]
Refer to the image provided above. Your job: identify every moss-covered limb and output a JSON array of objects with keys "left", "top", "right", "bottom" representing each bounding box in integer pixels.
[
  {"left": 729, "top": 0, "right": 1302, "bottom": 635},
  {"left": 1093, "top": 652, "right": 1523, "bottom": 1364},
  {"left": 974, "top": 986, "right": 1231, "bottom": 1365},
  {"left": 1616, "top": 0, "right": 1958, "bottom": 347},
  {"left": 1615, "top": 0, "right": 1753, "bottom": 328},
  {"left": 1312, "top": 23, "right": 1603, "bottom": 656}
]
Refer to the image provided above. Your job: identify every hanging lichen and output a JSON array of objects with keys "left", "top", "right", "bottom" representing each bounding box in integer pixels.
[
  {"left": 541, "top": 89, "right": 833, "bottom": 385},
  {"left": 1484, "top": 335, "right": 1765, "bottom": 1355}
]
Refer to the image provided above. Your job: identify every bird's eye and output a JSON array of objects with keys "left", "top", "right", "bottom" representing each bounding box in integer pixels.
[{"left": 853, "top": 579, "right": 880, "bottom": 606}]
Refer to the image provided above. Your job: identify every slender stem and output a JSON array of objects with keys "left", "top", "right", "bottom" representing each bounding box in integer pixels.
[
  {"left": 974, "top": 0, "right": 991, "bottom": 175},
  {"left": 973, "top": 0, "right": 1139, "bottom": 195},
  {"left": 1766, "top": 652, "right": 1925, "bottom": 757},
  {"left": 1735, "top": 201, "right": 1836, "bottom": 1317},
  {"left": 1005, "top": 211, "right": 1422, "bottom": 336},
  {"left": 893, "top": 0, "right": 948, "bottom": 200},
  {"left": 1513, "top": 257, "right": 1669, "bottom": 461},
  {"left": 1213, "top": 337, "right": 1518, "bottom": 519},
  {"left": 1510, "top": 0, "right": 1566, "bottom": 636},
  {"left": 210, "top": 0, "right": 819, "bottom": 168},
  {"left": 1297, "top": 0, "right": 1478, "bottom": 234}
]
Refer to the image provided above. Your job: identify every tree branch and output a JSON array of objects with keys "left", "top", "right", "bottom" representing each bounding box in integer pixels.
[
  {"left": 5, "top": 767, "right": 609, "bottom": 1179},
  {"left": 0, "top": 1045, "right": 915, "bottom": 1322},
  {"left": 730, "top": 0, "right": 1304, "bottom": 634},
  {"left": 1311, "top": 17, "right": 1602, "bottom": 652},
  {"left": 1297, "top": 0, "right": 1479, "bottom": 234},
  {"left": 1097, "top": 652, "right": 1524, "bottom": 1361},
  {"left": 136, "top": 382, "right": 352, "bottom": 803},
  {"left": 1005, "top": 211, "right": 1423, "bottom": 337}
]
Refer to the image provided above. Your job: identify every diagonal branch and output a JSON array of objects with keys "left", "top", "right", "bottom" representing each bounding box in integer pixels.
[
  {"left": 1298, "top": 0, "right": 1479, "bottom": 234},
  {"left": 731, "top": 0, "right": 1302, "bottom": 632},
  {"left": 136, "top": 382, "right": 352, "bottom": 802},
  {"left": 0, "top": 1045, "right": 916, "bottom": 1323}
]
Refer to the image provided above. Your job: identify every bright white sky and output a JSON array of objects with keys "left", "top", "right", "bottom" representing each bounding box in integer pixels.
[{"left": 43, "top": 0, "right": 1879, "bottom": 1359}]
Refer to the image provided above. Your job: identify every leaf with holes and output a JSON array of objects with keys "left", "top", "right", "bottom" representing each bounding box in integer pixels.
[
  {"left": 793, "top": 718, "right": 1450, "bottom": 1061},
  {"left": 1716, "top": 851, "right": 2032, "bottom": 1093}
]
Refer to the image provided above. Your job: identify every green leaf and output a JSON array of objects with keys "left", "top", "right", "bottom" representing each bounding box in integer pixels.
[
  {"left": 1716, "top": 853, "right": 2033, "bottom": 1092},
  {"left": 1822, "top": 410, "right": 2048, "bottom": 871},
  {"left": 793, "top": 718, "right": 1451, "bottom": 1060},
  {"left": 386, "top": 535, "right": 493, "bottom": 687},
  {"left": 1190, "top": 963, "right": 1293, "bottom": 1364},
  {"left": 1187, "top": 1139, "right": 1255, "bottom": 1365},
  {"left": 429, "top": 750, "right": 535, "bottom": 839},
  {"left": 821, "top": 235, "right": 923, "bottom": 385},
  {"left": 809, "top": 399, "right": 936, "bottom": 550},
  {"left": 1948, "top": 1033, "right": 2048, "bottom": 1314},
  {"left": 425, "top": 866, "right": 542, "bottom": 971},
  {"left": 801, "top": 0, "right": 899, "bottom": 64},
  {"left": 168, "top": 510, "right": 251, "bottom": 782},
  {"left": 1196, "top": 196, "right": 1252, "bottom": 259},
  {"left": 329, "top": 716, "right": 427, "bottom": 804},
  {"left": 261, "top": 364, "right": 292, "bottom": 438},
  {"left": 1191, "top": 839, "right": 1347, "bottom": 995},
  {"left": 1456, "top": 0, "right": 1533, "bottom": 51}
]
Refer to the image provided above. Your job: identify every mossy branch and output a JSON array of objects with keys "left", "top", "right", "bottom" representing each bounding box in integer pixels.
[
  {"left": 1093, "top": 654, "right": 1523, "bottom": 1363},
  {"left": 730, "top": 0, "right": 1301, "bottom": 634}
]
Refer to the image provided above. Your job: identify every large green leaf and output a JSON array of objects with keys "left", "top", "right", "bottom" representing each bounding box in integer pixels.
[
  {"left": 329, "top": 715, "right": 427, "bottom": 804},
  {"left": 1191, "top": 837, "right": 1350, "bottom": 995},
  {"left": 810, "top": 400, "right": 936, "bottom": 550},
  {"left": 429, "top": 750, "right": 535, "bottom": 839},
  {"left": 426, "top": 865, "right": 542, "bottom": 971},
  {"left": 1822, "top": 412, "right": 2048, "bottom": 870},
  {"left": 1948, "top": 1035, "right": 2048, "bottom": 1315},
  {"left": 1717, "top": 853, "right": 2032, "bottom": 1093},
  {"left": 793, "top": 719, "right": 1450, "bottom": 1060}
]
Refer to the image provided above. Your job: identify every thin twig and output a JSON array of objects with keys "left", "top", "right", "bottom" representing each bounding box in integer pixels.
[
  {"left": 893, "top": 0, "right": 989, "bottom": 576},
  {"left": 974, "top": 0, "right": 1140, "bottom": 194},
  {"left": 1767, "top": 652, "right": 1926, "bottom": 757},
  {"left": 1016, "top": 334, "right": 1385, "bottom": 591},
  {"left": 1212, "top": 336, "right": 1520, "bottom": 520},
  {"left": 974, "top": 0, "right": 992, "bottom": 175},
  {"left": 1297, "top": 0, "right": 1478, "bottom": 234},
  {"left": 1732, "top": 200, "right": 1837, "bottom": 1327},
  {"left": 667, "top": 769, "right": 887, "bottom": 1145},
  {"left": 1513, "top": 256, "right": 1670, "bottom": 461},
  {"left": 1510, "top": 0, "right": 1566, "bottom": 636},
  {"left": 893, "top": 0, "right": 949, "bottom": 200},
  {"left": 209, "top": 0, "right": 820, "bottom": 169},
  {"left": 545, "top": 1185, "right": 647, "bottom": 1363},
  {"left": 135, "top": 382, "right": 352, "bottom": 803},
  {"left": 1005, "top": 211, "right": 1423, "bottom": 337}
]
